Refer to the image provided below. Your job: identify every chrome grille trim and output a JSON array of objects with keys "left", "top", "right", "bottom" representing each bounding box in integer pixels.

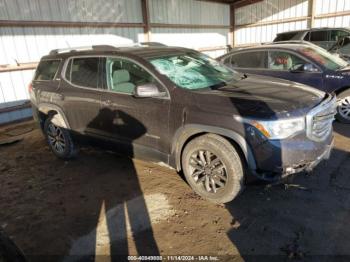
[{"left": 306, "top": 95, "right": 337, "bottom": 142}]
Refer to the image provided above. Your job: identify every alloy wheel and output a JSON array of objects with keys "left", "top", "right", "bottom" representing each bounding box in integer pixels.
[
  {"left": 47, "top": 123, "right": 66, "bottom": 154},
  {"left": 338, "top": 96, "right": 350, "bottom": 120},
  {"left": 189, "top": 150, "right": 227, "bottom": 193}
]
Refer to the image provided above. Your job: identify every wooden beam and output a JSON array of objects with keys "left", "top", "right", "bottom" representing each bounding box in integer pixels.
[
  {"left": 141, "top": 0, "right": 151, "bottom": 42},
  {"left": 234, "top": 0, "right": 263, "bottom": 9},
  {"left": 195, "top": 0, "right": 233, "bottom": 4},
  {"left": 315, "top": 10, "right": 350, "bottom": 19},
  {"left": 151, "top": 23, "right": 231, "bottom": 29},
  {"left": 0, "top": 62, "right": 37, "bottom": 73},
  {"left": 235, "top": 16, "right": 310, "bottom": 29},
  {"left": 308, "top": 0, "right": 316, "bottom": 28},
  {"left": 0, "top": 20, "right": 231, "bottom": 30},
  {"left": 230, "top": 4, "right": 235, "bottom": 47},
  {"left": 0, "top": 20, "right": 144, "bottom": 28}
]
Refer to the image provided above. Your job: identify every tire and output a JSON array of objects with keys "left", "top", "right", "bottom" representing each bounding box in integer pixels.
[
  {"left": 336, "top": 89, "right": 350, "bottom": 124},
  {"left": 182, "top": 134, "right": 244, "bottom": 204},
  {"left": 44, "top": 116, "right": 78, "bottom": 159}
]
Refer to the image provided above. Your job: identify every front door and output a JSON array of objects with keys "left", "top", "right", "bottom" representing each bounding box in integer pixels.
[
  {"left": 263, "top": 50, "right": 324, "bottom": 89},
  {"left": 97, "top": 57, "right": 170, "bottom": 160}
]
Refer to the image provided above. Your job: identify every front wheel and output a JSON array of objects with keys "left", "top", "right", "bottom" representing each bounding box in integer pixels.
[
  {"left": 182, "top": 134, "right": 244, "bottom": 204},
  {"left": 336, "top": 89, "right": 350, "bottom": 124}
]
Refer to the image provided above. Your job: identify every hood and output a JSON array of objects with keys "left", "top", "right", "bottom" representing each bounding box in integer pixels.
[{"left": 194, "top": 74, "right": 325, "bottom": 119}]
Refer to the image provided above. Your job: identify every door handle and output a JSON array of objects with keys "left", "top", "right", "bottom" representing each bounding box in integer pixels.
[
  {"left": 57, "top": 94, "right": 65, "bottom": 100},
  {"left": 103, "top": 99, "right": 112, "bottom": 106}
]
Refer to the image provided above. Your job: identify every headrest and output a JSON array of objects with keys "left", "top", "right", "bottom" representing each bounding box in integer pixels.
[{"left": 113, "top": 69, "right": 130, "bottom": 84}]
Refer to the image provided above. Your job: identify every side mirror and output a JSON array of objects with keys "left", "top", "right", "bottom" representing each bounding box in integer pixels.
[
  {"left": 290, "top": 63, "right": 318, "bottom": 73},
  {"left": 302, "top": 63, "right": 319, "bottom": 72},
  {"left": 133, "top": 83, "right": 164, "bottom": 98}
]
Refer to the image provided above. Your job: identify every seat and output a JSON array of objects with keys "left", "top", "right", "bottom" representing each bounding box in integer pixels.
[{"left": 112, "top": 69, "right": 135, "bottom": 94}]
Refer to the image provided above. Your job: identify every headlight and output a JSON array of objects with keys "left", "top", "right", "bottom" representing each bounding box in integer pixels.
[{"left": 235, "top": 116, "right": 305, "bottom": 140}]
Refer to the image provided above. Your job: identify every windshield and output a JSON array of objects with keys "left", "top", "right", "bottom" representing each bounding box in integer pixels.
[
  {"left": 149, "top": 52, "right": 238, "bottom": 90},
  {"left": 297, "top": 45, "right": 348, "bottom": 70}
]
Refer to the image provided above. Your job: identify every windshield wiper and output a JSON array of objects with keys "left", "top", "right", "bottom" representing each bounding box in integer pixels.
[
  {"left": 240, "top": 73, "right": 248, "bottom": 80},
  {"left": 208, "top": 82, "right": 226, "bottom": 89}
]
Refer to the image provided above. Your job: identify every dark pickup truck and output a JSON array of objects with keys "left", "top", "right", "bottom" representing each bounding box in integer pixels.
[{"left": 30, "top": 44, "right": 336, "bottom": 203}]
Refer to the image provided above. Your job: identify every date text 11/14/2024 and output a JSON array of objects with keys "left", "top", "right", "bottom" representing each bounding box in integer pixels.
[{"left": 128, "top": 255, "right": 220, "bottom": 261}]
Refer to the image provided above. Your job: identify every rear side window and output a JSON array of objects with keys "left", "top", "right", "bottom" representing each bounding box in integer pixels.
[
  {"left": 274, "top": 32, "right": 299, "bottom": 42},
  {"left": 230, "top": 51, "right": 267, "bottom": 68},
  {"left": 65, "top": 58, "right": 99, "bottom": 88},
  {"left": 34, "top": 60, "right": 60, "bottom": 81},
  {"left": 310, "top": 31, "right": 329, "bottom": 42}
]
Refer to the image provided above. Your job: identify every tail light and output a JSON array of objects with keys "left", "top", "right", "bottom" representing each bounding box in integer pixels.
[{"left": 28, "top": 82, "right": 33, "bottom": 93}]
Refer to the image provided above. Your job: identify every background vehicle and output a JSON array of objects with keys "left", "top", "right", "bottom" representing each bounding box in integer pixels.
[
  {"left": 218, "top": 42, "right": 350, "bottom": 123},
  {"left": 30, "top": 45, "right": 335, "bottom": 203},
  {"left": 329, "top": 36, "right": 350, "bottom": 63},
  {"left": 273, "top": 27, "right": 350, "bottom": 50}
]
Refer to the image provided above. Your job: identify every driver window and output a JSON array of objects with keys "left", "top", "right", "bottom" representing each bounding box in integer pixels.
[
  {"left": 106, "top": 58, "right": 157, "bottom": 94},
  {"left": 268, "top": 51, "right": 306, "bottom": 71}
]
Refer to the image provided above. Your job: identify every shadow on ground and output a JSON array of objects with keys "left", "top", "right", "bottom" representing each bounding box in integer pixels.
[{"left": 226, "top": 143, "right": 350, "bottom": 261}]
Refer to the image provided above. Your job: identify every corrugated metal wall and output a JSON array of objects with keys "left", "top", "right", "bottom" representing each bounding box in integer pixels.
[
  {"left": 150, "top": 0, "right": 229, "bottom": 25},
  {"left": 0, "top": 0, "right": 142, "bottom": 22},
  {"left": 235, "top": 0, "right": 309, "bottom": 46},
  {"left": 314, "top": 0, "right": 350, "bottom": 27},
  {"left": 149, "top": 0, "right": 230, "bottom": 56},
  {"left": 234, "top": 0, "right": 350, "bottom": 46}
]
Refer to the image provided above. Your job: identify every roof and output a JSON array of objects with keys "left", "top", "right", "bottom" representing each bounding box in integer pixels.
[
  {"left": 277, "top": 27, "right": 350, "bottom": 35},
  {"left": 42, "top": 45, "right": 194, "bottom": 60},
  {"left": 230, "top": 42, "right": 314, "bottom": 52}
]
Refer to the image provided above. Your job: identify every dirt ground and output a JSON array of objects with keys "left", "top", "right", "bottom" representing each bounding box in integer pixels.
[{"left": 0, "top": 120, "right": 350, "bottom": 261}]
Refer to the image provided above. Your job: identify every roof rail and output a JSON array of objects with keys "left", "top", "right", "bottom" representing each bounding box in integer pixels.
[
  {"left": 48, "top": 42, "right": 168, "bottom": 55},
  {"left": 49, "top": 45, "right": 119, "bottom": 55},
  {"left": 267, "top": 40, "right": 316, "bottom": 46},
  {"left": 139, "top": 42, "right": 167, "bottom": 47}
]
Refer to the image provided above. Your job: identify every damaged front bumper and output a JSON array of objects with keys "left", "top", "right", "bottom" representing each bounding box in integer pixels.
[{"left": 251, "top": 134, "right": 334, "bottom": 182}]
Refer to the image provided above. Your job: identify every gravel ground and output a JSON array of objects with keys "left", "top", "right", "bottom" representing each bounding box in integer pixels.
[{"left": 0, "top": 120, "right": 349, "bottom": 262}]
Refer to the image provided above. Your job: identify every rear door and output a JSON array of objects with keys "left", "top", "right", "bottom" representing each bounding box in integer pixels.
[
  {"left": 224, "top": 50, "right": 268, "bottom": 75},
  {"left": 97, "top": 56, "right": 170, "bottom": 160},
  {"left": 59, "top": 56, "right": 103, "bottom": 134}
]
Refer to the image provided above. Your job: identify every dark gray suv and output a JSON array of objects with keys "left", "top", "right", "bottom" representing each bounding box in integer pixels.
[
  {"left": 30, "top": 45, "right": 336, "bottom": 203},
  {"left": 274, "top": 27, "right": 350, "bottom": 49}
]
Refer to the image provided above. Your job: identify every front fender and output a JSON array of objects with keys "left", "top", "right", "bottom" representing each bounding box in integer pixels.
[{"left": 171, "top": 124, "right": 256, "bottom": 172}]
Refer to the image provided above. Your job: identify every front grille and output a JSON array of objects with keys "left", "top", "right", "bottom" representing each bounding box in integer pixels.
[{"left": 306, "top": 95, "right": 337, "bottom": 142}]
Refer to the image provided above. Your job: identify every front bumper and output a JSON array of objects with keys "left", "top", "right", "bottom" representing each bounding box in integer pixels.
[{"left": 250, "top": 133, "right": 334, "bottom": 181}]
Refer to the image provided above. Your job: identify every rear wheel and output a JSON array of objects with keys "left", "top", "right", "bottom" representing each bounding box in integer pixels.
[
  {"left": 44, "top": 116, "right": 77, "bottom": 159},
  {"left": 182, "top": 134, "right": 244, "bottom": 204},
  {"left": 336, "top": 89, "right": 350, "bottom": 124}
]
